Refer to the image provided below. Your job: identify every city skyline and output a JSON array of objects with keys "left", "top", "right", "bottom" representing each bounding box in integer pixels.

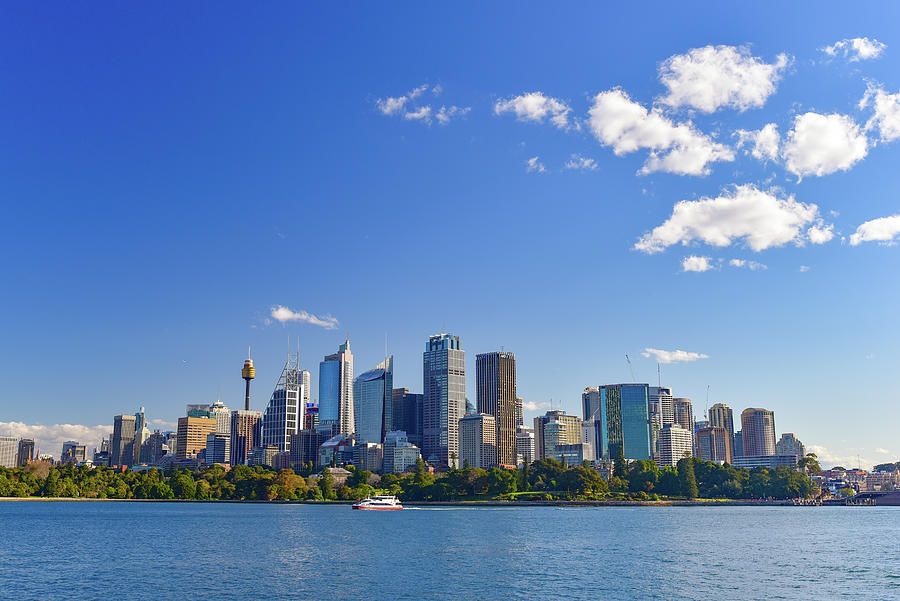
[{"left": 1, "top": 4, "right": 899, "bottom": 471}]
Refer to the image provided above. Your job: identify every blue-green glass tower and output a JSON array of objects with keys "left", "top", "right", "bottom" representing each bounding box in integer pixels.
[{"left": 599, "top": 383, "right": 651, "bottom": 461}]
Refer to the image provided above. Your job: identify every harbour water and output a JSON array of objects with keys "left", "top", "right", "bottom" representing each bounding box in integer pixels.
[{"left": 1, "top": 501, "right": 897, "bottom": 600}]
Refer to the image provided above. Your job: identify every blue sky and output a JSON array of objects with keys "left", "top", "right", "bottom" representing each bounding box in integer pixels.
[{"left": 1, "top": 3, "right": 899, "bottom": 467}]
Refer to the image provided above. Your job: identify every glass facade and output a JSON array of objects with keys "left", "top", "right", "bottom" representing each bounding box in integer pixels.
[
  {"left": 353, "top": 357, "right": 393, "bottom": 445},
  {"left": 423, "top": 334, "right": 465, "bottom": 466},
  {"left": 318, "top": 360, "right": 341, "bottom": 425},
  {"left": 601, "top": 384, "right": 651, "bottom": 461}
]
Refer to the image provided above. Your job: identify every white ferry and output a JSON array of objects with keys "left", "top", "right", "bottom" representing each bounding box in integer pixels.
[{"left": 352, "top": 495, "right": 403, "bottom": 510}]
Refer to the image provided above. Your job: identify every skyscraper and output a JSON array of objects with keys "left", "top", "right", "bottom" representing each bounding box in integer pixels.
[
  {"left": 459, "top": 413, "right": 497, "bottom": 469},
  {"left": 230, "top": 410, "right": 262, "bottom": 466},
  {"left": 353, "top": 356, "right": 393, "bottom": 444},
  {"left": 776, "top": 433, "right": 806, "bottom": 460},
  {"left": 299, "top": 369, "right": 311, "bottom": 406},
  {"left": 657, "top": 424, "right": 693, "bottom": 467},
  {"left": 741, "top": 408, "right": 776, "bottom": 456},
  {"left": 600, "top": 383, "right": 651, "bottom": 461},
  {"left": 211, "top": 400, "right": 231, "bottom": 435},
  {"left": 392, "top": 388, "right": 424, "bottom": 449},
  {"left": 205, "top": 432, "right": 230, "bottom": 464},
  {"left": 533, "top": 410, "right": 581, "bottom": 461},
  {"left": 708, "top": 402, "right": 735, "bottom": 458},
  {"left": 516, "top": 428, "right": 535, "bottom": 465},
  {"left": 674, "top": 397, "right": 695, "bottom": 458},
  {"left": 110, "top": 414, "right": 137, "bottom": 467},
  {"left": 16, "top": 438, "right": 34, "bottom": 467},
  {"left": 261, "top": 352, "right": 304, "bottom": 452},
  {"left": 696, "top": 426, "right": 733, "bottom": 463},
  {"left": 476, "top": 351, "right": 517, "bottom": 466},
  {"left": 176, "top": 416, "right": 217, "bottom": 461},
  {"left": 0, "top": 437, "right": 17, "bottom": 468},
  {"left": 582, "top": 387, "right": 604, "bottom": 458},
  {"left": 319, "top": 336, "right": 354, "bottom": 436},
  {"left": 133, "top": 407, "right": 151, "bottom": 465},
  {"left": 383, "top": 430, "right": 421, "bottom": 474},
  {"left": 648, "top": 386, "right": 674, "bottom": 460},
  {"left": 423, "top": 333, "right": 465, "bottom": 467},
  {"left": 515, "top": 397, "right": 524, "bottom": 428}
]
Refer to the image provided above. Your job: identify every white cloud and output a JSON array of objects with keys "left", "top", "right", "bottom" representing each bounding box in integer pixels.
[
  {"left": 404, "top": 106, "right": 433, "bottom": 122},
  {"left": 849, "top": 214, "right": 900, "bottom": 245},
  {"left": 641, "top": 348, "right": 710, "bottom": 363},
  {"left": 798, "top": 265, "right": 811, "bottom": 272},
  {"left": 860, "top": 85, "right": 900, "bottom": 143},
  {"left": 735, "top": 123, "right": 780, "bottom": 161},
  {"left": 658, "top": 45, "right": 789, "bottom": 113},
  {"left": 564, "top": 154, "right": 598, "bottom": 171},
  {"left": 270, "top": 305, "right": 339, "bottom": 329},
  {"left": 681, "top": 255, "right": 714, "bottom": 272},
  {"left": 0, "top": 422, "right": 110, "bottom": 460},
  {"left": 821, "top": 37, "right": 886, "bottom": 62},
  {"left": 375, "top": 84, "right": 428, "bottom": 116},
  {"left": 525, "top": 156, "right": 546, "bottom": 173},
  {"left": 729, "top": 258, "right": 767, "bottom": 270},
  {"left": 635, "top": 184, "right": 828, "bottom": 254},
  {"left": 522, "top": 400, "right": 551, "bottom": 412},
  {"left": 588, "top": 89, "right": 734, "bottom": 175},
  {"left": 806, "top": 444, "right": 877, "bottom": 471},
  {"left": 807, "top": 223, "right": 835, "bottom": 244},
  {"left": 494, "top": 92, "right": 575, "bottom": 129},
  {"left": 782, "top": 112, "right": 868, "bottom": 178},
  {"left": 435, "top": 105, "right": 470, "bottom": 125}
]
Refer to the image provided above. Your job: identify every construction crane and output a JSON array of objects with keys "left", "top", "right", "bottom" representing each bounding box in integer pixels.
[{"left": 625, "top": 354, "right": 636, "bottom": 382}]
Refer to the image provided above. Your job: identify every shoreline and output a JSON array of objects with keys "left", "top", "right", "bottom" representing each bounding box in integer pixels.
[{"left": 0, "top": 497, "right": 841, "bottom": 507}]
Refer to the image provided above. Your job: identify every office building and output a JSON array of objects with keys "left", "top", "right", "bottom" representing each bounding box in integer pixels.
[
  {"left": 230, "top": 410, "right": 262, "bottom": 466},
  {"left": 458, "top": 413, "right": 497, "bottom": 469},
  {"left": 392, "top": 388, "right": 424, "bottom": 449},
  {"left": 516, "top": 427, "right": 535, "bottom": 465},
  {"left": 383, "top": 431, "right": 421, "bottom": 474},
  {"left": 16, "top": 438, "right": 34, "bottom": 467},
  {"left": 741, "top": 408, "right": 776, "bottom": 457},
  {"left": 0, "top": 437, "right": 17, "bottom": 468},
  {"left": 657, "top": 424, "right": 693, "bottom": 467},
  {"left": 319, "top": 336, "right": 354, "bottom": 436},
  {"left": 186, "top": 404, "right": 213, "bottom": 418},
  {"left": 515, "top": 397, "right": 524, "bottom": 428},
  {"left": 600, "top": 384, "right": 651, "bottom": 461},
  {"left": 211, "top": 400, "right": 231, "bottom": 435},
  {"left": 132, "top": 407, "right": 151, "bottom": 465},
  {"left": 554, "top": 443, "right": 593, "bottom": 467},
  {"left": 248, "top": 444, "right": 279, "bottom": 467},
  {"left": 534, "top": 410, "right": 581, "bottom": 461},
  {"left": 733, "top": 455, "right": 799, "bottom": 469},
  {"left": 318, "top": 434, "right": 355, "bottom": 467},
  {"left": 476, "top": 351, "right": 517, "bottom": 466},
  {"left": 708, "top": 402, "right": 735, "bottom": 458},
  {"left": 353, "top": 442, "right": 383, "bottom": 472},
  {"left": 110, "top": 414, "right": 137, "bottom": 467},
  {"left": 289, "top": 430, "right": 324, "bottom": 469},
  {"left": 144, "top": 431, "right": 169, "bottom": 465},
  {"left": 205, "top": 432, "right": 230, "bottom": 464},
  {"left": 303, "top": 401, "right": 319, "bottom": 431},
  {"left": 733, "top": 431, "right": 743, "bottom": 458},
  {"left": 423, "top": 333, "right": 466, "bottom": 467},
  {"left": 696, "top": 426, "right": 733, "bottom": 463},
  {"left": 673, "top": 397, "right": 695, "bottom": 457},
  {"left": 261, "top": 352, "right": 304, "bottom": 452},
  {"left": 648, "top": 386, "right": 674, "bottom": 458},
  {"left": 776, "top": 433, "right": 806, "bottom": 460},
  {"left": 582, "top": 387, "right": 604, "bottom": 459},
  {"left": 61, "top": 442, "right": 86, "bottom": 464},
  {"left": 353, "top": 356, "right": 393, "bottom": 444},
  {"left": 176, "top": 416, "right": 217, "bottom": 461}
]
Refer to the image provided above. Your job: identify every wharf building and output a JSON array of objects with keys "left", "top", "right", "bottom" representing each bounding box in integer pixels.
[
  {"left": 476, "top": 351, "right": 517, "bottom": 466},
  {"left": 459, "top": 413, "right": 497, "bottom": 469},
  {"left": 230, "top": 410, "right": 262, "bottom": 466},
  {"left": 657, "top": 424, "right": 693, "bottom": 467},
  {"left": 741, "top": 408, "right": 776, "bottom": 456},
  {"left": 353, "top": 356, "right": 393, "bottom": 445},
  {"left": 261, "top": 352, "right": 304, "bottom": 453},
  {"left": 423, "top": 333, "right": 466, "bottom": 467},
  {"left": 383, "top": 430, "right": 421, "bottom": 474},
  {"left": 392, "top": 388, "right": 424, "bottom": 449},
  {"left": 319, "top": 336, "right": 354, "bottom": 437},
  {"left": 696, "top": 426, "right": 733, "bottom": 464}
]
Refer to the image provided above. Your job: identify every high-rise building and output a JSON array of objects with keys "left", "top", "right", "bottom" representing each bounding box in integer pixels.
[
  {"left": 423, "top": 333, "right": 466, "bottom": 467},
  {"left": 515, "top": 427, "right": 535, "bottom": 465},
  {"left": 600, "top": 384, "right": 651, "bottom": 461},
  {"left": 392, "top": 388, "right": 424, "bottom": 449},
  {"left": 776, "top": 433, "right": 806, "bottom": 460},
  {"left": 176, "top": 416, "right": 217, "bottom": 461},
  {"left": 205, "top": 432, "right": 230, "bottom": 464},
  {"left": 211, "top": 400, "right": 231, "bottom": 435},
  {"left": 582, "top": 387, "right": 603, "bottom": 459},
  {"left": 533, "top": 410, "right": 581, "bottom": 461},
  {"left": 353, "top": 442, "right": 383, "bottom": 472},
  {"left": 696, "top": 426, "right": 733, "bottom": 463},
  {"left": 741, "top": 408, "right": 776, "bottom": 457},
  {"left": 649, "top": 386, "right": 674, "bottom": 460},
  {"left": 383, "top": 430, "right": 421, "bottom": 474},
  {"left": 110, "top": 414, "right": 137, "bottom": 467},
  {"left": 319, "top": 336, "right": 354, "bottom": 436},
  {"left": 16, "top": 439, "right": 34, "bottom": 467},
  {"left": 458, "top": 413, "right": 497, "bottom": 469},
  {"left": 476, "top": 351, "right": 517, "bottom": 466},
  {"left": 708, "top": 402, "right": 735, "bottom": 458},
  {"left": 515, "top": 397, "right": 524, "bottom": 428},
  {"left": 299, "top": 370, "right": 311, "bottom": 407},
  {"left": 230, "top": 410, "right": 262, "bottom": 466},
  {"left": 303, "top": 401, "right": 319, "bottom": 431},
  {"left": 133, "top": 407, "right": 150, "bottom": 465},
  {"left": 658, "top": 424, "right": 693, "bottom": 467},
  {"left": 733, "top": 431, "right": 743, "bottom": 459},
  {"left": 353, "top": 356, "right": 393, "bottom": 444},
  {"left": 61, "top": 442, "right": 86, "bottom": 464},
  {"left": 186, "top": 404, "right": 213, "bottom": 418},
  {"left": 289, "top": 430, "right": 324, "bottom": 469},
  {"left": 261, "top": 352, "right": 304, "bottom": 453},
  {"left": 673, "top": 397, "right": 695, "bottom": 457},
  {"left": 145, "top": 431, "right": 169, "bottom": 465},
  {"left": 0, "top": 437, "right": 17, "bottom": 468}
]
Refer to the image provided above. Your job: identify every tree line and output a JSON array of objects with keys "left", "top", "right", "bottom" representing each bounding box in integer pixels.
[{"left": 0, "top": 455, "right": 816, "bottom": 502}]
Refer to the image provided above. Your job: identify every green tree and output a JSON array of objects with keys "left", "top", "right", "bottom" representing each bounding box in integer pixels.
[
  {"left": 319, "top": 468, "right": 336, "bottom": 500},
  {"left": 613, "top": 446, "right": 627, "bottom": 479},
  {"left": 797, "top": 453, "right": 821, "bottom": 475},
  {"left": 677, "top": 458, "right": 699, "bottom": 499}
]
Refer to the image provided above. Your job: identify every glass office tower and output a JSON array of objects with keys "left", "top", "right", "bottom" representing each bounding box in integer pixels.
[
  {"left": 600, "top": 383, "right": 651, "bottom": 461},
  {"left": 423, "top": 333, "right": 466, "bottom": 467},
  {"left": 353, "top": 356, "right": 393, "bottom": 444}
]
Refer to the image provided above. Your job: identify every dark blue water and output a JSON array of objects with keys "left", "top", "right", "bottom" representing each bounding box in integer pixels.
[{"left": 1, "top": 502, "right": 897, "bottom": 600}]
